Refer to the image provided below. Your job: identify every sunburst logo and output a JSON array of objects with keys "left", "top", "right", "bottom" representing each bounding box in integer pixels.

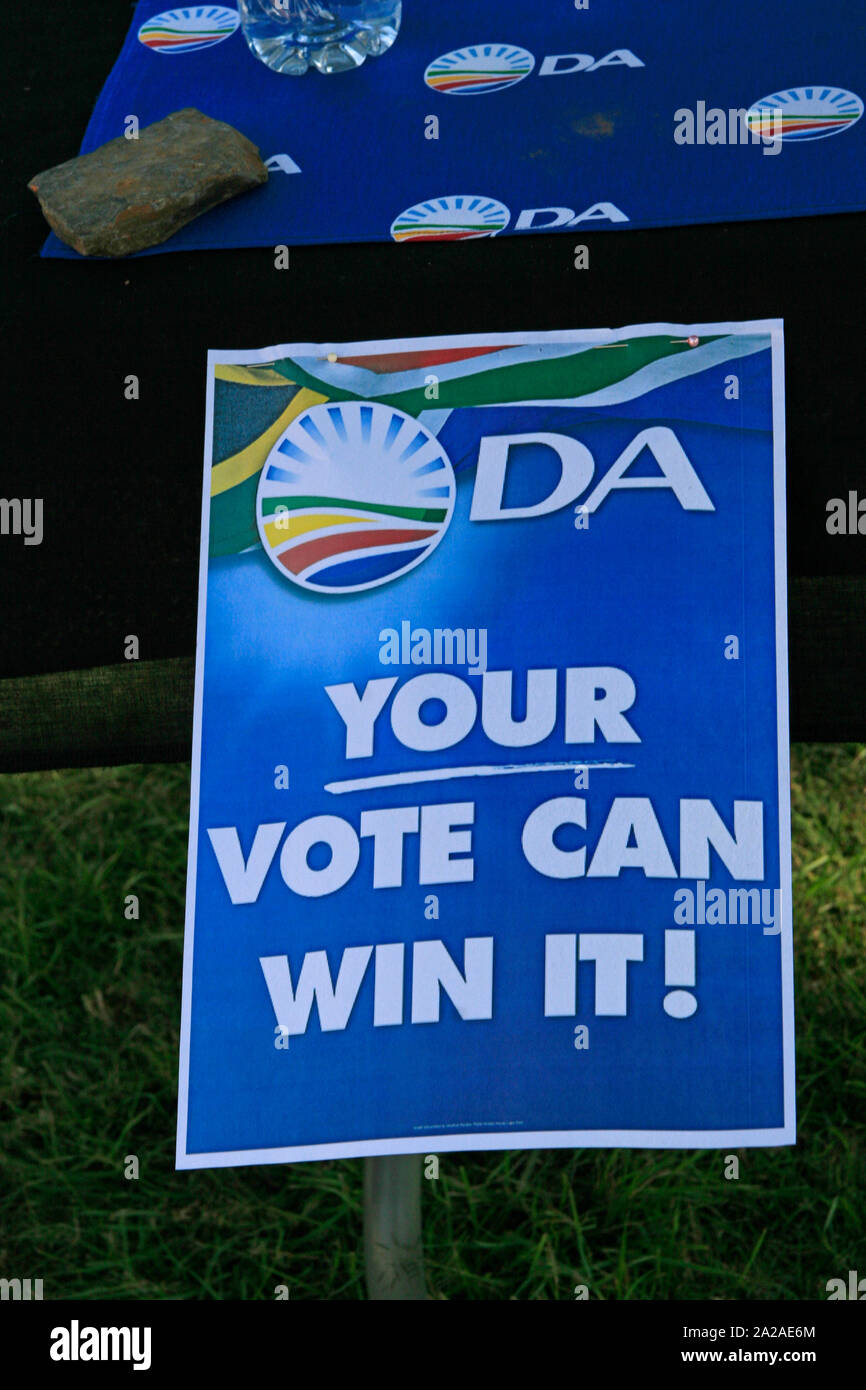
[
  {"left": 255, "top": 402, "right": 456, "bottom": 594},
  {"left": 138, "top": 6, "right": 239, "bottom": 54},
  {"left": 746, "top": 85, "right": 863, "bottom": 140},
  {"left": 390, "top": 195, "right": 510, "bottom": 243},
  {"left": 424, "top": 44, "right": 535, "bottom": 95}
]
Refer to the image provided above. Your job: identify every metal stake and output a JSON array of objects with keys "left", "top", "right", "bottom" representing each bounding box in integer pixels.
[{"left": 363, "top": 1154, "right": 427, "bottom": 1300}]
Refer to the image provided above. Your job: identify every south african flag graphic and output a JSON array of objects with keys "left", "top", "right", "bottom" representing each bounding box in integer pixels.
[{"left": 209, "top": 330, "right": 767, "bottom": 587}]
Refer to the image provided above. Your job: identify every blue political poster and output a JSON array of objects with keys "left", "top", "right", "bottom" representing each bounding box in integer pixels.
[{"left": 177, "top": 321, "right": 793, "bottom": 1167}]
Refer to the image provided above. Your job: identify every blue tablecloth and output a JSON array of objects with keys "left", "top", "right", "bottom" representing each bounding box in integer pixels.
[{"left": 43, "top": 1, "right": 865, "bottom": 256}]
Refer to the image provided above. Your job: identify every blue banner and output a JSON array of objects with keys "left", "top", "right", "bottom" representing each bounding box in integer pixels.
[
  {"left": 177, "top": 321, "right": 793, "bottom": 1166},
  {"left": 44, "top": 3, "right": 864, "bottom": 256}
]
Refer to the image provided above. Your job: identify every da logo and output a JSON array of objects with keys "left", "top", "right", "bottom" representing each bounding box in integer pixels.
[
  {"left": 390, "top": 195, "right": 510, "bottom": 242},
  {"left": 746, "top": 85, "right": 863, "bottom": 141},
  {"left": 256, "top": 402, "right": 456, "bottom": 594},
  {"left": 425, "top": 44, "right": 644, "bottom": 93},
  {"left": 391, "top": 194, "right": 626, "bottom": 239},
  {"left": 138, "top": 6, "right": 239, "bottom": 54},
  {"left": 424, "top": 44, "right": 535, "bottom": 95}
]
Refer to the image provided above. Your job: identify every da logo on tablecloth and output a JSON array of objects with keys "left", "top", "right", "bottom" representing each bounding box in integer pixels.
[
  {"left": 424, "top": 45, "right": 535, "bottom": 95},
  {"left": 256, "top": 402, "right": 456, "bottom": 594},
  {"left": 746, "top": 85, "right": 863, "bottom": 141},
  {"left": 391, "top": 193, "right": 627, "bottom": 239},
  {"left": 425, "top": 44, "right": 644, "bottom": 94},
  {"left": 390, "top": 195, "right": 510, "bottom": 242},
  {"left": 138, "top": 6, "right": 240, "bottom": 54}
]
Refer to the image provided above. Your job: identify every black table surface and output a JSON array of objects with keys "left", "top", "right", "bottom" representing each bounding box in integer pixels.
[{"left": 2, "top": 2, "right": 864, "bottom": 761}]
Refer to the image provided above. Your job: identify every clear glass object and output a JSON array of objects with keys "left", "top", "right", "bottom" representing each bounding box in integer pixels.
[{"left": 238, "top": 0, "right": 402, "bottom": 75}]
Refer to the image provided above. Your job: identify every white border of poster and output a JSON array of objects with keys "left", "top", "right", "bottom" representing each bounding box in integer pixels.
[{"left": 176, "top": 320, "right": 793, "bottom": 1168}]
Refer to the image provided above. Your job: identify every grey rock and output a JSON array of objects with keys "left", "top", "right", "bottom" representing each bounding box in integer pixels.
[{"left": 28, "top": 108, "right": 268, "bottom": 257}]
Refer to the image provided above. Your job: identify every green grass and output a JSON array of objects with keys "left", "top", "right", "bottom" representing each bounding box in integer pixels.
[{"left": 1, "top": 746, "right": 864, "bottom": 1300}]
